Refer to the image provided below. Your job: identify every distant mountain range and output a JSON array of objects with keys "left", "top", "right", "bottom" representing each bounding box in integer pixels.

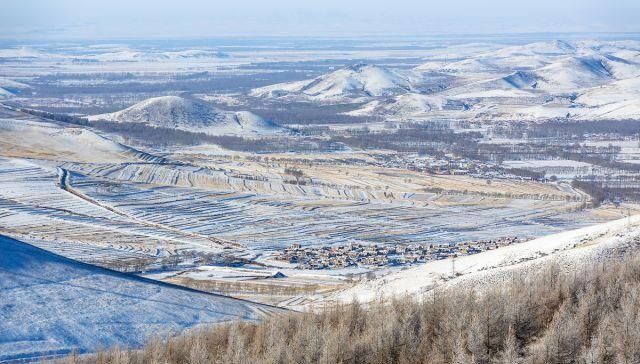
[{"left": 250, "top": 40, "right": 640, "bottom": 121}]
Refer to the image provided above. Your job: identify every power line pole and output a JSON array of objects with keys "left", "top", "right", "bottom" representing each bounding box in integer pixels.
[{"left": 451, "top": 255, "right": 456, "bottom": 276}]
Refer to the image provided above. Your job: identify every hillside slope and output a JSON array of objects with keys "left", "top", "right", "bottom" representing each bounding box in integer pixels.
[
  {"left": 0, "top": 117, "right": 139, "bottom": 163},
  {"left": 0, "top": 235, "right": 279, "bottom": 362}
]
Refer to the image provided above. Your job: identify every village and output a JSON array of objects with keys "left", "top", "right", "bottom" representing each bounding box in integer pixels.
[{"left": 274, "top": 237, "right": 523, "bottom": 270}]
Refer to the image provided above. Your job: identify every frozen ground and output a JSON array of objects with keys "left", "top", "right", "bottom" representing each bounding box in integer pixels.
[{"left": 0, "top": 235, "right": 280, "bottom": 363}]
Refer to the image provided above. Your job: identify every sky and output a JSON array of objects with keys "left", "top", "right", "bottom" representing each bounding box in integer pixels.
[{"left": 1, "top": 0, "right": 639, "bottom": 40}]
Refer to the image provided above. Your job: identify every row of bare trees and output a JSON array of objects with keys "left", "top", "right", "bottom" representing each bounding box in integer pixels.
[{"left": 61, "top": 251, "right": 640, "bottom": 364}]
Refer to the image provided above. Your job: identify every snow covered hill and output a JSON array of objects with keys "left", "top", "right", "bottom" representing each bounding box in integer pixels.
[
  {"left": 243, "top": 39, "right": 640, "bottom": 121},
  {"left": 0, "top": 235, "right": 279, "bottom": 362},
  {"left": 0, "top": 111, "right": 169, "bottom": 164},
  {"left": 531, "top": 55, "right": 615, "bottom": 91},
  {"left": 0, "top": 117, "right": 140, "bottom": 163},
  {"left": 490, "top": 40, "right": 577, "bottom": 58},
  {"left": 250, "top": 64, "right": 412, "bottom": 102},
  {"left": 415, "top": 40, "right": 578, "bottom": 78},
  {"left": 88, "top": 96, "right": 284, "bottom": 136}
]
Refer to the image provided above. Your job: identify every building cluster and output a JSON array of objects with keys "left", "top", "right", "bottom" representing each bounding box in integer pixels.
[
  {"left": 375, "top": 154, "right": 531, "bottom": 180},
  {"left": 275, "top": 237, "right": 522, "bottom": 270}
]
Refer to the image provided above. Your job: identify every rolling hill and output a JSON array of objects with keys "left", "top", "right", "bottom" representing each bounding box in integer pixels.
[
  {"left": 414, "top": 40, "right": 578, "bottom": 78},
  {"left": 88, "top": 96, "right": 284, "bottom": 136},
  {"left": 350, "top": 49, "right": 640, "bottom": 120},
  {"left": 244, "top": 40, "right": 640, "bottom": 120},
  {"left": 0, "top": 117, "right": 140, "bottom": 163},
  {"left": 250, "top": 64, "right": 412, "bottom": 102},
  {"left": 532, "top": 55, "right": 615, "bottom": 91}
]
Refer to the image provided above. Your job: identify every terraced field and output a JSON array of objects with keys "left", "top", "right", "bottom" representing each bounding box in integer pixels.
[
  {"left": 0, "top": 158, "right": 223, "bottom": 263},
  {"left": 62, "top": 162, "right": 596, "bottom": 249},
  {"left": 0, "top": 153, "right": 615, "bottom": 269}
]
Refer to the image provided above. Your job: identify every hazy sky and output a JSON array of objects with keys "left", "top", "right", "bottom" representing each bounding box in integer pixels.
[{"left": 2, "top": 0, "right": 639, "bottom": 40}]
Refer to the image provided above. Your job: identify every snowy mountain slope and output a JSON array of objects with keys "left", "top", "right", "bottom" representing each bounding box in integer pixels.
[
  {"left": 0, "top": 235, "right": 279, "bottom": 362},
  {"left": 436, "top": 71, "right": 542, "bottom": 98},
  {"left": 414, "top": 40, "right": 577, "bottom": 78},
  {"left": 243, "top": 40, "right": 640, "bottom": 120},
  {"left": 600, "top": 54, "right": 640, "bottom": 79},
  {"left": 492, "top": 70, "right": 540, "bottom": 90},
  {"left": 444, "top": 55, "right": 622, "bottom": 96},
  {"left": 455, "top": 55, "right": 618, "bottom": 94},
  {"left": 250, "top": 64, "right": 412, "bottom": 102},
  {"left": 88, "top": 96, "right": 283, "bottom": 135},
  {"left": 332, "top": 215, "right": 640, "bottom": 303},
  {"left": 347, "top": 71, "right": 542, "bottom": 117},
  {"left": 579, "top": 40, "right": 640, "bottom": 55},
  {"left": 532, "top": 55, "right": 616, "bottom": 91},
  {"left": 420, "top": 55, "right": 551, "bottom": 78},
  {"left": 435, "top": 58, "right": 503, "bottom": 75},
  {"left": 362, "top": 43, "right": 640, "bottom": 120},
  {"left": 511, "top": 76, "right": 640, "bottom": 120}
]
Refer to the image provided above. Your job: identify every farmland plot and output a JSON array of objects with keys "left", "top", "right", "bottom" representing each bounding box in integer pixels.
[{"left": 0, "top": 154, "right": 611, "bottom": 263}]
